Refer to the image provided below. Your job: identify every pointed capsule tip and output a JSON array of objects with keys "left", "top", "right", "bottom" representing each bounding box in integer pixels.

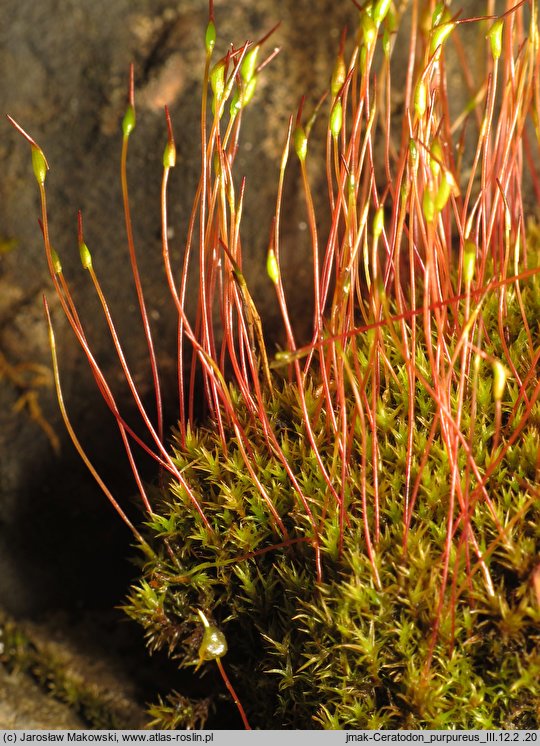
[
  {"left": 128, "top": 63, "right": 135, "bottom": 108},
  {"left": 197, "top": 609, "right": 210, "bottom": 628}
]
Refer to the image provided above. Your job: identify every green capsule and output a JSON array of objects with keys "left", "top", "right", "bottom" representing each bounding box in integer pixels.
[
  {"left": 431, "top": 3, "right": 447, "bottom": 29},
  {"left": 342, "top": 270, "right": 351, "bottom": 296},
  {"left": 382, "top": 26, "right": 391, "bottom": 57},
  {"left": 210, "top": 60, "right": 226, "bottom": 101},
  {"left": 330, "top": 100, "right": 343, "bottom": 139},
  {"left": 241, "top": 45, "right": 259, "bottom": 84},
  {"left": 122, "top": 104, "right": 136, "bottom": 138},
  {"left": 434, "top": 169, "right": 457, "bottom": 211},
  {"left": 382, "top": 6, "right": 397, "bottom": 56},
  {"left": 487, "top": 19, "right": 504, "bottom": 61},
  {"left": 213, "top": 151, "right": 221, "bottom": 178},
  {"left": 274, "top": 350, "right": 293, "bottom": 364},
  {"left": 79, "top": 241, "right": 92, "bottom": 270},
  {"left": 230, "top": 90, "right": 241, "bottom": 117},
  {"left": 400, "top": 181, "right": 409, "bottom": 205},
  {"left": 266, "top": 249, "right": 280, "bottom": 284},
  {"left": 362, "top": 14, "right": 378, "bottom": 47},
  {"left": 373, "top": 0, "right": 391, "bottom": 27},
  {"left": 31, "top": 146, "right": 48, "bottom": 186},
  {"left": 199, "top": 624, "right": 227, "bottom": 661},
  {"left": 197, "top": 609, "right": 227, "bottom": 662},
  {"left": 246, "top": 75, "right": 258, "bottom": 104},
  {"left": 373, "top": 206, "right": 384, "bottom": 240},
  {"left": 232, "top": 75, "right": 258, "bottom": 114},
  {"left": 347, "top": 170, "right": 356, "bottom": 199},
  {"left": 422, "top": 188, "right": 435, "bottom": 223},
  {"left": 408, "top": 138, "right": 418, "bottom": 168},
  {"left": 492, "top": 360, "right": 508, "bottom": 402},
  {"left": 463, "top": 241, "right": 477, "bottom": 288},
  {"left": 360, "top": 45, "right": 368, "bottom": 74},
  {"left": 430, "top": 20, "right": 456, "bottom": 57},
  {"left": 294, "top": 125, "right": 308, "bottom": 163},
  {"left": 331, "top": 55, "right": 346, "bottom": 96},
  {"left": 163, "top": 141, "right": 176, "bottom": 169},
  {"left": 205, "top": 19, "right": 216, "bottom": 55},
  {"left": 414, "top": 79, "right": 427, "bottom": 117},
  {"left": 51, "top": 247, "right": 62, "bottom": 275},
  {"left": 429, "top": 138, "right": 443, "bottom": 178}
]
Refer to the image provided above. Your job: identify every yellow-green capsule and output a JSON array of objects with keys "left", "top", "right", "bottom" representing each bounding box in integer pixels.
[
  {"left": 240, "top": 45, "right": 259, "bottom": 84},
  {"left": 382, "top": 27, "right": 391, "bottom": 57},
  {"left": 431, "top": 3, "right": 447, "bottom": 29},
  {"left": 229, "top": 82, "right": 242, "bottom": 116},
  {"left": 274, "top": 350, "right": 293, "bottom": 364},
  {"left": 342, "top": 270, "right": 351, "bottom": 296},
  {"left": 163, "top": 141, "right": 176, "bottom": 169},
  {"left": 422, "top": 188, "right": 435, "bottom": 223},
  {"left": 79, "top": 241, "right": 92, "bottom": 270},
  {"left": 487, "top": 19, "right": 504, "bottom": 61},
  {"left": 430, "top": 20, "right": 456, "bottom": 57},
  {"left": 330, "top": 100, "right": 343, "bottom": 139},
  {"left": 331, "top": 55, "right": 346, "bottom": 97},
  {"left": 373, "top": 206, "right": 384, "bottom": 240},
  {"left": 408, "top": 138, "right": 418, "bottom": 168},
  {"left": 362, "top": 14, "right": 378, "bottom": 47},
  {"left": 434, "top": 169, "right": 457, "bottom": 211},
  {"left": 360, "top": 45, "right": 368, "bottom": 74},
  {"left": 400, "top": 181, "right": 409, "bottom": 205},
  {"left": 199, "top": 624, "right": 227, "bottom": 661},
  {"left": 347, "top": 169, "right": 356, "bottom": 199},
  {"left": 294, "top": 125, "right": 308, "bottom": 163},
  {"left": 492, "top": 360, "right": 508, "bottom": 401},
  {"left": 31, "top": 145, "right": 48, "bottom": 186},
  {"left": 51, "top": 247, "right": 62, "bottom": 275},
  {"left": 197, "top": 609, "right": 227, "bottom": 662},
  {"left": 376, "top": 275, "right": 386, "bottom": 303},
  {"left": 122, "top": 104, "right": 136, "bottom": 138},
  {"left": 245, "top": 75, "right": 258, "bottom": 105},
  {"left": 463, "top": 240, "right": 476, "bottom": 288},
  {"left": 205, "top": 19, "right": 216, "bottom": 55},
  {"left": 382, "top": 7, "right": 397, "bottom": 57},
  {"left": 266, "top": 249, "right": 280, "bottom": 284},
  {"left": 373, "top": 0, "right": 391, "bottom": 27},
  {"left": 414, "top": 79, "right": 427, "bottom": 117},
  {"left": 231, "top": 75, "right": 258, "bottom": 115},
  {"left": 429, "top": 138, "right": 443, "bottom": 178},
  {"left": 210, "top": 60, "right": 226, "bottom": 101},
  {"left": 230, "top": 90, "right": 241, "bottom": 117}
]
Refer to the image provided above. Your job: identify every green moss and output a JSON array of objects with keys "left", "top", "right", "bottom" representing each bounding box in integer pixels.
[{"left": 124, "top": 271, "right": 540, "bottom": 728}]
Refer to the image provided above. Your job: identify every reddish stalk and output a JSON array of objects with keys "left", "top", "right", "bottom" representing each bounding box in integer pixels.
[
  {"left": 43, "top": 296, "right": 149, "bottom": 548},
  {"left": 120, "top": 65, "right": 164, "bottom": 447},
  {"left": 215, "top": 659, "right": 251, "bottom": 730}
]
